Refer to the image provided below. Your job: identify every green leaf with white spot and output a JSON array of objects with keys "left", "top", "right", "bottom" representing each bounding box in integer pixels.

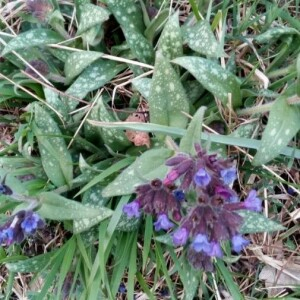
[
  {"left": 64, "top": 51, "right": 103, "bottom": 81},
  {"left": 38, "top": 192, "right": 113, "bottom": 221},
  {"left": 33, "top": 104, "right": 73, "bottom": 187},
  {"left": 6, "top": 250, "right": 58, "bottom": 273},
  {"left": 157, "top": 12, "right": 182, "bottom": 59},
  {"left": 73, "top": 160, "right": 110, "bottom": 234},
  {"left": 102, "top": 148, "right": 173, "bottom": 197},
  {"left": 90, "top": 97, "right": 131, "bottom": 151},
  {"left": 107, "top": 0, "right": 145, "bottom": 33},
  {"left": 182, "top": 20, "right": 224, "bottom": 57},
  {"left": 122, "top": 27, "right": 154, "bottom": 64},
  {"left": 254, "top": 27, "right": 300, "bottom": 43},
  {"left": 173, "top": 56, "right": 242, "bottom": 107},
  {"left": 64, "top": 59, "right": 125, "bottom": 110},
  {"left": 182, "top": 260, "right": 200, "bottom": 300},
  {"left": 49, "top": 47, "right": 70, "bottom": 62},
  {"left": 252, "top": 95, "right": 300, "bottom": 166},
  {"left": 230, "top": 123, "right": 256, "bottom": 138},
  {"left": 180, "top": 106, "right": 206, "bottom": 155},
  {"left": 149, "top": 52, "right": 189, "bottom": 134},
  {"left": 43, "top": 87, "right": 69, "bottom": 119},
  {"left": 1, "top": 29, "right": 63, "bottom": 56},
  {"left": 0, "top": 61, "right": 16, "bottom": 76},
  {"left": 81, "top": 24, "right": 103, "bottom": 47},
  {"left": 116, "top": 213, "right": 141, "bottom": 232},
  {"left": 237, "top": 210, "right": 285, "bottom": 234},
  {"left": 77, "top": 3, "right": 110, "bottom": 35},
  {"left": 155, "top": 234, "right": 173, "bottom": 246},
  {"left": 132, "top": 77, "right": 151, "bottom": 99}
]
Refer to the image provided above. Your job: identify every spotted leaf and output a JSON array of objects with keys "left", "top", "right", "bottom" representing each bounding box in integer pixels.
[
  {"left": 132, "top": 77, "right": 151, "bottom": 99},
  {"left": 90, "top": 97, "right": 131, "bottom": 151},
  {"left": 77, "top": 3, "right": 110, "bottom": 34},
  {"left": 182, "top": 20, "right": 224, "bottom": 57},
  {"left": 253, "top": 95, "right": 300, "bottom": 165},
  {"left": 157, "top": 12, "right": 182, "bottom": 59},
  {"left": 106, "top": 0, "right": 145, "bottom": 33},
  {"left": 238, "top": 210, "right": 285, "bottom": 234},
  {"left": 1, "top": 29, "right": 63, "bottom": 56},
  {"left": 38, "top": 192, "right": 112, "bottom": 222},
  {"left": 64, "top": 51, "right": 104, "bottom": 81},
  {"left": 73, "top": 157, "right": 111, "bottom": 233},
  {"left": 254, "top": 27, "right": 300, "bottom": 43},
  {"left": 149, "top": 52, "right": 189, "bottom": 135},
  {"left": 102, "top": 148, "right": 173, "bottom": 197},
  {"left": 43, "top": 87, "right": 69, "bottom": 119},
  {"left": 116, "top": 213, "right": 141, "bottom": 232},
  {"left": 33, "top": 103, "right": 73, "bottom": 187},
  {"left": 182, "top": 260, "right": 201, "bottom": 299},
  {"left": 64, "top": 59, "right": 125, "bottom": 110},
  {"left": 173, "top": 56, "right": 242, "bottom": 107},
  {"left": 6, "top": 250, "right": 58, "bottom": 273},
  {"left": 122, "top": 27, "right": 154, "bottom": 64}
]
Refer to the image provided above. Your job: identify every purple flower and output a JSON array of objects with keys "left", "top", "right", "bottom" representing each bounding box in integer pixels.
[
  {"left": 123, "top": 200, "right": 141, "bottom": 218},
  {"left": 220, "top": 167, "right": 237, "bottom": 185},
  {"left": 231, "top": 234, "right": 250, "bottom": 253},
  {"left": 154, "top": 214, "right": 174, "bottom": 231},
  {"left": 194, "top": 168, "right": 211, "bottom": 187},
  {"left": 191, "top": 234, "right": 212, "bottom": 254},
  {"left": 173, "top": 190, "right": 185, "bottom": 201},
  {"left": 244, "top": 190, "right": 262, "bottom": 212},
  {"left": 173, "top": 227, "right": 189, "bottom": 246},
  {"left": 21, "top": 212, "right": 42, "bottom": 234},
  {"left": 208, "top": 241, "right": 223, "bottom": 258}
]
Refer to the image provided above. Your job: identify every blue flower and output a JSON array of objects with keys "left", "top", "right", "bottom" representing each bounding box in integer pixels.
[
  {"left": 173, "top": 190, "right": 185, "bottom": 201},
  {"left": 194, "top": 168, "right": 211, "bottom": 187},
  {"left": 208, "top": 241, "right": 223, "bottom": 258},
  {"left": 123, "top": 200, "right": 141, "bottom": 218},
  {"left": 153, "top": 214, "right": 174, "bottom": 231},
  {"left": 231, "top": 234, "right": 249, "bottom": 253},
  {"left": 21, "top": 212, "right": 42, "bottom": 234},
  {"left": 118, "top": 282, "right": 127, "bottom": 294},
  {"left": 244, "top": 190, "right": 262, "bottom": 212},
  {"left": 0, "top": 227, "right": 14, "bottom": 245},
  {"left": 0, "top": 184, "right": 12, "bottom": 195},
  {"left": 220, "top": 167, "right": 237, "bottom": 185},
  {"left": 191, "top": 234, "right": 212, "bottom": 254},
  {"left": 173, "top": 227, "right": 189, "bottom": 246}
]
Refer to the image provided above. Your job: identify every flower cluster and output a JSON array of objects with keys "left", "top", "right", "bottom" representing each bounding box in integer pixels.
[
  {"left": 25, "top": 0, "right": 53, "bottom": 22},
  {"left": 25, "top": 60, "right": 49, "bottom": 78},
  {"left": 0, "top": 210, "right": 44, "bottom": 246},
  {"left": 123, "top": 144, "right": 262, "bottom": 271}
]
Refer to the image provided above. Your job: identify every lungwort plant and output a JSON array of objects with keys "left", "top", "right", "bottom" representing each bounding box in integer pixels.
[{"left": 0, "top": 0, "right": 299, "bottom": 299}]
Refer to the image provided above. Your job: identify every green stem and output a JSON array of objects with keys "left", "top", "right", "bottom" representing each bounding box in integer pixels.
[
  {"left": 237, "top": 95, "right": 300, "bottom": 116},
  {"left": 188, "top": 0, "right": 202, "bottom": 21}
]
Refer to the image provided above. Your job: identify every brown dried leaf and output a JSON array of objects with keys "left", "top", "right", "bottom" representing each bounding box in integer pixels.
[{"left": 125, "top": 113, "right": 150, "bottom": 148}]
